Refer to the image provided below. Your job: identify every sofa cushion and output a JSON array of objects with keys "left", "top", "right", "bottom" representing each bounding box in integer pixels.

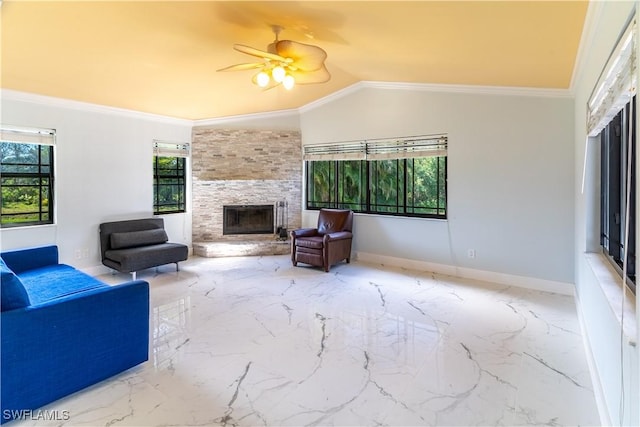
[
  {"left": 0, "top": 258, "right": 30, "bottom": 312},
  {"left": 104, "top": 243, "right": 188, "bottom": 272},
  {"left": 18, "top": 264, "right": 108, "bottom": 306},
  {"left": 317, "top": 210, "right": 350, "bottom": 234},
  {"left": 295, "top": 236, "right": 325, "bottom": 250},
  {"left": 110, "top": 229, "right": 168, "bottom": 249},
  {"left": 1, "top": 245, "right": 59, "bottom": 274}
]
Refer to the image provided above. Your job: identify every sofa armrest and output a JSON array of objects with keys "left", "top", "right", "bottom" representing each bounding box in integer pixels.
[
  {"left": 0, "top": 245, "right": 59, "bottom": 274},
  {"left": 324, "top": 231, "right": 353, "bottom": 242},
  {"left": 1, "top": 280, "right": 150, "bottom": 417},
  {"left": 291, "top": 228, "right": 318, "bottom": 239}
]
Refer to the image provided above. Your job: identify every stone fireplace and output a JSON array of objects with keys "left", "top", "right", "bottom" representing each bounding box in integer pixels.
[{"left": 190, "top": 128, "right": 301, "bottom": 256}]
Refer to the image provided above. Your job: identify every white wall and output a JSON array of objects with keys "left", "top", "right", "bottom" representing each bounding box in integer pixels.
[
  {"left": 573, "top": 1, "right": 640, "bottom": 425},
  {"left": 0, "top": 94, "right": 193, "bottom": 270},
  {"left": 300, "top": 86, "right": 575, "bottom": 286}
]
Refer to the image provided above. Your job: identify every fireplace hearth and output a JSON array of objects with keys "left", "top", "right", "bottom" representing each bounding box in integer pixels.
[{"left": 223, "top": 205, "right": 274, "bottom": 235}]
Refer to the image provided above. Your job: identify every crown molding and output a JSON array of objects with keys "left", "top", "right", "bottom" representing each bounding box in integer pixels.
[
  {"left": 298, "top": 82, "right": 366, "bottom": 113},
  {"left": 361, "top": 81, "right": 572, "bottom": 97},
  {"left": 193, "top": 107, "right": 299, "bottom": 128},
  {"left": 1, "top": 89, "right": 193, "bottom": 126},
  {"left": 299, "top": 80, "right": 572, "bottom": 115},
  {"left": 3, "top": 79, "right": 574, "bottom": 127}
]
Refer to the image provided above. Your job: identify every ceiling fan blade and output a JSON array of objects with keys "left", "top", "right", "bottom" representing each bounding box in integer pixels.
[
  {"left": 275, "top": 40, "right": 327, "bottom": 72},
  {"left": 217, "top": 62, "right": 265, "bottom": 72},
  {"left": 289, "top": 65, "right": 331, "bottom": 85},
  {"left": 234, "top": 44, "right": 287, "bottom": 62}
]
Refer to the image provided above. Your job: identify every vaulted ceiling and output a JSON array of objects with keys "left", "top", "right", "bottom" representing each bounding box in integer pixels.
[{"left": 1, "top": 1, "right": 589, "bottom": 120}]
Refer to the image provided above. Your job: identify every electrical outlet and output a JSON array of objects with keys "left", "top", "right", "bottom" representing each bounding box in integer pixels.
[
  {"left": 467, "top": 249, "right": 476, "bottom": 259},
  {"left": 75, "top": 249, "right": 82, "bottom": 259}
]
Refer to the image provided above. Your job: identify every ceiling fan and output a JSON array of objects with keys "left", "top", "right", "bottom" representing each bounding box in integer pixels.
[{"left": 217, "top": 26, "right": 330, "bottom": 90}]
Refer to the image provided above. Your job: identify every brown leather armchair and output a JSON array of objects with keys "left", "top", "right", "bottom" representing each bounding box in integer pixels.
[{"left": 291, "top": 209, "right": 354, "bottom": 272}]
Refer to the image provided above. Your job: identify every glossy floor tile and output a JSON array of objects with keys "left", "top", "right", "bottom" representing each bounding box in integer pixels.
[{"left": 11, "top": 255, "right": 600, "bottom": 426}]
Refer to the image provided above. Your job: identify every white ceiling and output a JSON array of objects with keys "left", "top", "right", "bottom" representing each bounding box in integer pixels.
[{"left": 1, "top": 1, "right": 589, "bottom": 120}]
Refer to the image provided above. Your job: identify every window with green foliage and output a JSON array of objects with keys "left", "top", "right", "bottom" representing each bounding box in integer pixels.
[
  {"left": 153, "top": 141, "right": 189, "bottom": 215},
  {"left": 305, "top": 135, "right": 447, "bottom": 219},
  {"left": 153, "top": 156, "right": 186, "bottom": 214},
  {"left": 1, "top": 127, "right": 55, "bottom": 228}
]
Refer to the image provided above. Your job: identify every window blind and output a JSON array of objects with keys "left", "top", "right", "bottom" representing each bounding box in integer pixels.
[
  {"left": 0, "top": 126, "right": 56, "bottom": 145},
  {"left": 588, "top": 17, "right": 636, "bottom": 137},
  {"left": 303, "top": 134, "right": 447, "bottom": 161},
  {"left": 153, "top": 140, "right": 190, "bottom": 158},
  {"left": 302, "top": 141, "right": 366, "bottom": 161},
  {"left": 365, "top": 135, "right": 447, "bottom": 160}
]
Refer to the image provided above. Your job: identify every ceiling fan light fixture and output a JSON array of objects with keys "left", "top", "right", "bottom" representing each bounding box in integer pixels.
[
  {"left": 283, "top": 75, "right": 295, "bottom": 90},
  {"left": 272, "top": 65, "right": 286, "bottom": 83},
  {"left": 221, "top": 27, "right": 331, "bottom": 90},
  {"left": 256, "top": 71, "right": 270, "bottom": 87}
]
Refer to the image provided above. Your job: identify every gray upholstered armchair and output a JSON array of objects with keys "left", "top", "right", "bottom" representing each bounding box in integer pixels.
[{"left": 290, "top": 209, "right": 354, "bottom": 272}]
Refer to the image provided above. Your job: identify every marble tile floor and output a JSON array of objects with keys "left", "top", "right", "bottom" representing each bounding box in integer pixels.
[{"left": 12, "top": 255, "right": 600, "bottom": 427}]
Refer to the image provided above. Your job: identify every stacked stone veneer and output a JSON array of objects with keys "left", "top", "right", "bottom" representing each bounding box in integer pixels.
[{"left": 191, "top": 128, "right": 302, "bottom": 244}]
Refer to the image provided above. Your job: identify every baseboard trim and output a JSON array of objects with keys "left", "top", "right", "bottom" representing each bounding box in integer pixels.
[
  {"left": 354, "top": 251, "right": 575, "bottom": 296},
  {"left": 81, "top": 265, "right": 112, "bottom": 277}
]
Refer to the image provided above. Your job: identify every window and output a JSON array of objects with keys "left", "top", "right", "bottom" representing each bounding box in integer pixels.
[
  {"left": 588, "top": 16, "right": 636, "bottom": 294},
  {"left": 0, "top": 126, "right": 55, "bottom": 228},
  {"left": 600, "top": 99, "right": 636, "bottom": 293},
  {"left": 305, "top": 135, "right": 447, "bottom": 219},
  {"left": 153, "top": 141, "right": 188, "bottom": 214}
]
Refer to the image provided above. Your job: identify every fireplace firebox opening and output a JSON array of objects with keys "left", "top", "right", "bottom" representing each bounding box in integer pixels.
[{"left": 223, "top": 205, "right": 274, "bottom": 235}]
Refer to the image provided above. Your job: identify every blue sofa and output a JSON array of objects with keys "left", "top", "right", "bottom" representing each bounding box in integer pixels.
[{"left": 0, "top": 245, "right": 149, "bottom": 424}]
